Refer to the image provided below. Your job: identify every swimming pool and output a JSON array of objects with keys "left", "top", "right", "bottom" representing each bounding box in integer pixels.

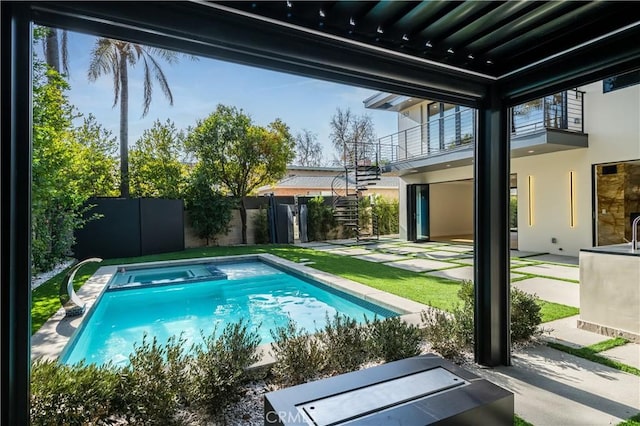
[{"left": 60, "top": 259, "right": 396, "bottom": 366}]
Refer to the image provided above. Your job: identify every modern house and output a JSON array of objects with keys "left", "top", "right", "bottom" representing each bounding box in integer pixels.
[{"left": 365, "top": 72, "right": 640, "bottom": 257}]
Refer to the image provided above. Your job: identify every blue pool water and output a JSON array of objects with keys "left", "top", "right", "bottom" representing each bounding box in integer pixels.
[{"left": 60, "top": 260, "right": 396, "bottom": 366}]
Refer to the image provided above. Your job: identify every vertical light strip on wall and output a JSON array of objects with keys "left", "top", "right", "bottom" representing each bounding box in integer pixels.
[
  {"left": 528, "top": 175, "right": 534, "bottom": 226},
  {"left": 570, "top": 171, "right": 576, "bottom": 227}
]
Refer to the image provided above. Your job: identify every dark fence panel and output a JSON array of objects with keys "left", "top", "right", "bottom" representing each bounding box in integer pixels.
[
  {"left": 140, "top": 198, "right": 184, "bottom": 255},
  {"left": 75, "top": 198, "right": 141, "bottom": 259},
  {"left": 74, "top": 198, "right": 184, "bottom": 259}
]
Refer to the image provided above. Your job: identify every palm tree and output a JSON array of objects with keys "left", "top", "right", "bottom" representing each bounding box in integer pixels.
[
  {"left": 41, "top": 27, "right": 69, "bottom": 75},
  {"left": 88, "top": 39, "right": 187, "bottom": 198}
]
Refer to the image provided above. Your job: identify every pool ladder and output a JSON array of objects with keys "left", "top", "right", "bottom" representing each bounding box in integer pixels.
[{"left": 59, "top": 257, "right": 102, "bottom": 317}]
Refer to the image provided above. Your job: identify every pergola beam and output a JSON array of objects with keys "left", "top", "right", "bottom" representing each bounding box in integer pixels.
[{"left": 1, "top": 3, "right": 33, "bottom": 425}]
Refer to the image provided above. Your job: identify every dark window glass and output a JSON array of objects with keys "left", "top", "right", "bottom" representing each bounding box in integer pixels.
[
  {"left": 603, "top": 70, "right": 640, "bottom": 93},
  {"left": 427, "top": 103, "right": 475, "bottom": 150}
]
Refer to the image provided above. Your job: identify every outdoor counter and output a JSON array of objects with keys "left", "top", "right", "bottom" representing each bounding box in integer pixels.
[{"left": 578, "top": 244, "right": 640, "bottom": 342}]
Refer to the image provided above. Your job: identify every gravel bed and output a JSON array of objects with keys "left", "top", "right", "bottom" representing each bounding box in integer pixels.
[{"left": 31, "top": 258, "right": 75, "bottom": 290}]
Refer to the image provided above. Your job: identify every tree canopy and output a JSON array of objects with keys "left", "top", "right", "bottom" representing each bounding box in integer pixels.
[
  {"left": 294, "top": 129, "right": 324, "bottom": 167},
  {"left": 129, "top": 119, "right": 189, "bottom": 199},
  {"left": 88, "top": 38, "right": 192, "bottom": 198},
  {"left": 329, "top": 107, "right": 376, "bottom": 166},
  {"left": 32, "top": 57, "right": 119, "bottom": 272},
  {"left": 186, "top": 104, "right": 295, "bottom": 243}
]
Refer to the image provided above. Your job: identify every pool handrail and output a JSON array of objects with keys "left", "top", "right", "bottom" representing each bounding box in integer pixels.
[
  {"left": 59, "top": 257, "right": 102, "bottom": 317},
  {"left": 632, "top": 215, "right": 640, "bottom": 252}
]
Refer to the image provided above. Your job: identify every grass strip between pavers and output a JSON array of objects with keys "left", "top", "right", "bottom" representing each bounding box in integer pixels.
[
  {"left": 618, "top": 413, "right": 640, "bottom": 426},
  {"left": 547, "top": 340, "right": 640, "bottom": 377},
  {"left": 32, "top": 245, "right": 579, "bottom": 334},
  {"left": 537, "top": 301, "right": 579, "bottom": 324},
  {"left": 514, "top": 415, "right": 535, "bottom": 426}
]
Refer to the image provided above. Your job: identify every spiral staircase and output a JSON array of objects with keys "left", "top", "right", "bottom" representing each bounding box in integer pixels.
[{"left": 331, "top": 148, "right": 381, "bottom": 243}]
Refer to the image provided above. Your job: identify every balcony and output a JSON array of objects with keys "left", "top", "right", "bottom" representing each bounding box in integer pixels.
[{"left": 374, "top": 90, "right": 587, "bottom": 174}]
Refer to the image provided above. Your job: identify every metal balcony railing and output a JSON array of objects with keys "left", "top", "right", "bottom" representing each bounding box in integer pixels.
[
  {"left": 510, "top": 89, "right": 584, "bottom": 136},
  {"left": 371, "top": 89, "right": 585, "bottom": 165}
]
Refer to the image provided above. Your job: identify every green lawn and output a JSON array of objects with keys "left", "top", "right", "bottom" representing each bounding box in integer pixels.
[{"left": 32, "top": 245, "right": 578, "bottom": 334}]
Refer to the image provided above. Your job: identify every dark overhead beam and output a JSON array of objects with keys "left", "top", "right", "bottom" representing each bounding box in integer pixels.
[
  {"left": 499, "top": 20, "right": 640, "bottom": 105},
  {"left": 31, "top": 1, "right": 491, "bottom": 107}
]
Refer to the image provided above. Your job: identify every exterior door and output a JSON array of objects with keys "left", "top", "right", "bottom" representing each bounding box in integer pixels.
[{"left": 408, "top": 184, "right": 430, "bottom": 241}]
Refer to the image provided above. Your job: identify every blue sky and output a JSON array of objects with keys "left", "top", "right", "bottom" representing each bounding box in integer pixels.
[{"left": 55, "top": 30, "right": 398, "bottom": 163}]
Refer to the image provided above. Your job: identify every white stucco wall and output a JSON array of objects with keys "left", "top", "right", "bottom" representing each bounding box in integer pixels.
[
  {"left": 394, "top": 81, "right": 640, "bottom": 255},
  {"left": 514, "top": 82, "right": 640, "bottom": 255}
]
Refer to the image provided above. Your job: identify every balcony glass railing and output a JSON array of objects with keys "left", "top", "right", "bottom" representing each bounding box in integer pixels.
[{"left": 372, "top": 89, "right": 584, "bottom": 164}]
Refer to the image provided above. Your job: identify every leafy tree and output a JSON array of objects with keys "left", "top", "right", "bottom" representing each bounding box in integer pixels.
[
  {"left": 294, "top": 129, "right": 324, "bottom": 167},
  {"left": 32, "top": 62, "right": 90, "bottom": 272},
  {"left": 74, "top": 114, "right": 120, "bottom": 197},
  {"left": 88, "top": 38, "right": 194, "bottom": 198},
  {"left": 129, "top": 119, "right": 189, "bottom": 199},
  {"left": 329, "top": 107, "right": 376, "bottom": 166},
  {"left": 186, "top": 104, "right": 295, "bottom": 243},
  {"left": 183, "top": 166, "right": 235, "bottom": 245}
]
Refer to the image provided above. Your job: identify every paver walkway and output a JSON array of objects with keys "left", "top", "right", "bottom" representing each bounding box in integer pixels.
[
  {"left": 471, "top": 344, "right": 640, "bottom": 426},
  {"left": 515, "top": 263, "right": 580, "bottom": 281},
  {"left": 513, "top": 277, "right": 580, "bottom": 308},
  {"left": 385, "top": 258, "right": 454, "bottom": 272},
  {"left": 301, "top": 238, "right": 640, "bottom": 424}
]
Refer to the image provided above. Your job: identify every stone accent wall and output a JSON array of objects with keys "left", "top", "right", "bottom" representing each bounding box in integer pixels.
[
  {"left": 597, "top": 162, "right": 640, "bottom": 245},
  {"left": 624, "top": 163, "right": 640, "bottom": 240}
]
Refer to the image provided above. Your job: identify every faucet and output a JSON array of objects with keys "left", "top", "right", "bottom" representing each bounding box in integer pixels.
[{"left": 632, "top": 215, "right": 640, "bottom": 251}]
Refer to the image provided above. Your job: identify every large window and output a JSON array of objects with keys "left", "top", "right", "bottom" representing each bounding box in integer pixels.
[
  {"left": 427, "top": 102, "right": 475, "bottom": 153},
  {"left": 603, "top": 70, "right": 640, "bottom": 93}
]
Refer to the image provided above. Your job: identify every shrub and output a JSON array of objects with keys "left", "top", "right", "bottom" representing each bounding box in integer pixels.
[
  {"left": 421, "top": 308, "right": 468, "bottom": 360},
  {"left": 184, "top": 165, "right": 235, "bottom": 245},
  {"left": 510, "top": 195, "right": 518, "bottom": 229},
  {"left": 270, "top": 319, "right": 326, "bottom": 386},
  {"left": 372, "top": 195, "right": 399, "bottom": 235},
  {"left": 190, "top": 320, "right": 261, "bottom": 416},
  {"left": 458, "top": 280, "right": 542, "bottom": 343},
  {"left": 121, "top": 334, "right": 183, "bottom": 424},
  {"left": 306, "top": 196, "right": 335, "bottom": 241},
  {"left": 164, "top": 334, "right": 191, "bottom": 405},
  {"left": 367, "top": 316, "right": 423, "bottom": 362},
  {"left": 511, "top": 287, "right": 543, "bottom": 342},
  {"left": 423, "top": 280, "right": 543, "bottom": 359},
  {"left": 358, "top": 196, "right": 372, "bottom": 235},
  {"left": 30, "top": 359, "right": 121, "bottom": 425},
  {"left": 254, "top": 205, "right": 270, "bottom": 244},
  {"left": 319, "top": 313, "right": 369, "bottom": 375}
]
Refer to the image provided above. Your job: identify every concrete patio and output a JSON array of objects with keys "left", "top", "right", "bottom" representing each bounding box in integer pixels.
[{"left": 300, "top": 237, "right": 640, "bottom": 425}]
